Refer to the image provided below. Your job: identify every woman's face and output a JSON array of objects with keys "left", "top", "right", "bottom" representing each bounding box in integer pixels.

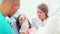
[
  {"left": 19, "top": 15, "right": 26, "bottom": 25},
  {"left": 37, "top": 8, "right": 46, "bottom": 20}
]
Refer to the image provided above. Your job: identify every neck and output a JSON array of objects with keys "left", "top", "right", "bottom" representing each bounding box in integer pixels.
[
  {"left": 0, "top": 8, "right": 7, "bottom": 17},
  {"left": 39, "top": 17, "right": 47, "bottom": 21}
]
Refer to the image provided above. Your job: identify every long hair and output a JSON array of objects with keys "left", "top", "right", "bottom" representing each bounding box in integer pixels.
[
  {"left": 16, "top": 15, "right": 31, "bottom": 32},
  {"left": 16, "top": 15, "right": 21, "bottom": 32}
]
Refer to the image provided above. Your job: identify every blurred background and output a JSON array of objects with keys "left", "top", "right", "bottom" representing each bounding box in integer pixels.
[
  {"left": 0, "top": 0, "right": 60, "bottom": 22},
  {"left": 15, "top": 0, "right": 60, "bottom": 21},
  {"left": 0, "top": 0, "right": 60, "bottom": 34}
]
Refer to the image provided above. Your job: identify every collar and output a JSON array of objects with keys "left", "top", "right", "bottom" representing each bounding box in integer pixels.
[{"left": 0, "top": 11, "right": 4, "bottom": 18}]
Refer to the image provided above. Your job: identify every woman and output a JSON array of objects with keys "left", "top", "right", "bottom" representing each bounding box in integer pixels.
[
  {"left": 16, "top": 14, "right": 31, "bottom": 34},
  {"left": 32, "top": 3, "right": 48, "bottom": 29},
  {"left": 36, "top": 7, "right": 60, "bottom": 34}
]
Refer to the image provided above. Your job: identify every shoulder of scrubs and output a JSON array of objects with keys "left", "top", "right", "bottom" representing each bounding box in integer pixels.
[
  {"left": 20, "top": 21, "right": 29, "bottom": 33},
  {"left": 0, "top": 11, "right": 13, "bottom": 34}
]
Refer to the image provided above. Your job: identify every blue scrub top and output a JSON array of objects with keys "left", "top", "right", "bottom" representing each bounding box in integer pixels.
[{"left": 0, "top": 11, "right": 13, "bottom": 34}]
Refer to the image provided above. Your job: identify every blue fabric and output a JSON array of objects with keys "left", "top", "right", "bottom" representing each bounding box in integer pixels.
[
  {"left": 11, "top": 18, "right": 19, "bottom": 34},
  {"left": 12, "top": 22, "right": 19, "bottom": 34},
  {"left": 11, "top": 11, "right": 21, "bottom": 34}
]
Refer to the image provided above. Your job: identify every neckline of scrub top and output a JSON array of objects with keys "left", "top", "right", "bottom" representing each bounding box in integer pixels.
[
  {"left": 0, "top": 11, "right": 5, "bottom": 18},
  {"left": 0, "top": 11, "right": 13, "bottom": 34},
  {"left": 0, "top": 11, "right": 8, "bottom": 21}
]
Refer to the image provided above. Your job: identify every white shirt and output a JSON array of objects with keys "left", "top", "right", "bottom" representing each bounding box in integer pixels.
[
  {"left": 36, "top": 16, "right": 60, "bottom": 34},
  {"left": 32, "top": 17, "right": 47, "bottom": 28}
]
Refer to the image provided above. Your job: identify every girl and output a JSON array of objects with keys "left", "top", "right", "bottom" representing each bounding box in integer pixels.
[{"left": 16, "top": 14, "right": 31, "bottom": 34}]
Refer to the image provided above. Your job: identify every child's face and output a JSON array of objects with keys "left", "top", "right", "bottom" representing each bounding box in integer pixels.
[{"left": 19, "top": 15, "right": 27, "bottom": 25}]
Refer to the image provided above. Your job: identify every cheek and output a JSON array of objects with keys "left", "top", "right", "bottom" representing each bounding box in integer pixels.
[
  {"left": 19, "top": 21, "right": 23, "bottom": 25},
  {"left": 39, "top": 13, "right": 45, "bottom": 18},
  {"left": 3, "top": 5, "right": 11, "bottom": 13},
  {"left": 19, "top": 21, "right": 23, "bottom": 23},
  {"left": 6, "top": 7, "right": 11, "bottom": 11},
  {"left": 37, "top": 12, "right": 40, "bottom": 16},
  {"left": 12, "top": 9, "right": 17, "bottom": 14},
  {"left": 10, "top": 9, "right": 17, "bottom": 16},
  {"left": 41, "top": 13, "right": 46, "bottom": 18},
  {"left": 19, "top": 20, "right": 24, "bottom": 24}
]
